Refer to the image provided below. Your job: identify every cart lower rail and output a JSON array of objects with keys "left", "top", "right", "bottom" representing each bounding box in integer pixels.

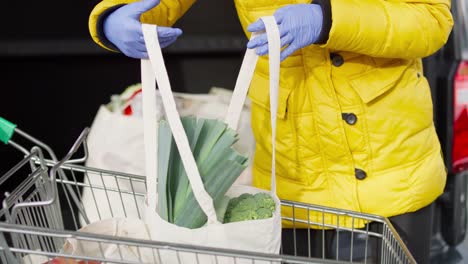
[{"left": 0, "top": 128, "right": 415, "bottom": 264}]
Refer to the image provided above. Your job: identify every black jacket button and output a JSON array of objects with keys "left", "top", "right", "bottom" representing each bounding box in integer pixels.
[
  {"left": 342, "top": 113, "right": 357, "bottom": 125},
  {"left": 330, "top": 53, "right": 344, "bottom": 67},
  {"left": 355, "top": 169, "right": 367, "bottom": 180}
]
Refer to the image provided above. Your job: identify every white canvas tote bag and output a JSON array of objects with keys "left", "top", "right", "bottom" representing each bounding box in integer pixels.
[{"left": 140, "top": 16, "right": 283, "bottom": 263}]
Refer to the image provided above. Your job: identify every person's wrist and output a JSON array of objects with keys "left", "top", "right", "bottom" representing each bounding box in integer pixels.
[
  {"left": 312, "top": 0, "right": 331, "bottom": 44},
  {"left": 310, "top": 4, "right": 323, "bottom": 44},
  {"left": 98, "top": 5, "right": 125, "bottom": 50}
]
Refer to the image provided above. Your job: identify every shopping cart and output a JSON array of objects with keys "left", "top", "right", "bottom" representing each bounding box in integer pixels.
[{"left": 0, "top": 117, "right": 416, "bottom": 264}]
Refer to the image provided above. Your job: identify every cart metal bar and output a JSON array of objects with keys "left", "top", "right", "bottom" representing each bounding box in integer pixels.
[
  {"left": 281, "top": 200, "right": 385, "bottom": 224},
  {"left": 0, "top": 223, "right": 344, "bottom": 264},
  {"left": 0, "top": 126, "right": 417, "bottom": 264},
  {"left": 14, "top": 128, "right": 59, "bottom": 161},
  {"left": 0, "top": 149, "right": 41, "bottom": 187}
]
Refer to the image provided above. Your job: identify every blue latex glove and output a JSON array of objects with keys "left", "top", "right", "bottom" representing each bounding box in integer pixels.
[
  {"left": 247, "top": 4, "right": 323, "bottom": 62},
  {"left": 103, "top": 0, "right": 183, "bottom": 59}
]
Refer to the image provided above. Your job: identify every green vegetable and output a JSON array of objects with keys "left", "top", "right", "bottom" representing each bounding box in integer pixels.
[
  {"left": 157, "top": 121, "right": 173, "bottom": 221},
  {"left": 229, "top": 210, "right": 258, "bottom": 222},
  {"left": 214, "top": 196, "right": 231, "bottom": 223},
  {"left": 224, "top": 193, "right": 276, "bottom": 223},
  {"left": 254, "top": 192, "right": 276, "bottom": 212},
  {"left": 234, "top": 197, "right": 256, "bottom": 212},
  {"left": 256, "top": 208, "right": 273, "bottom": 219},
  {"left": 157, "top": 116, "right": 248, "bottom": 228}
]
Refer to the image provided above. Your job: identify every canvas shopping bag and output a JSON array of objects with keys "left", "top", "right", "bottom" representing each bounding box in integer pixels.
[
  {"left": 85, "top": 89, "right": 255, "bottom": 177},
  {"left": 80, "top": 84, "right": 254, "bottom": 227},
  {"left": 22, "top": 218, "right": 152, "bottom": 264},
  {"left": 61, "top": 218, "right": 153, "bottom": 263},
  {"left": 141, "top": 16, "right": 283, "bottom": 263}
]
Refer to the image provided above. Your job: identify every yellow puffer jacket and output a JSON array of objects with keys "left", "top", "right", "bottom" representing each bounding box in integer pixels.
[{"left": 89, "top": 0, "right": 453, "bottom": 228}]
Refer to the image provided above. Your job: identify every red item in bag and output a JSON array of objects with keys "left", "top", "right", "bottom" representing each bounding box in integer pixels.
[
  {"left": 123, "top": 89, "right": 142, "bottom": 116},
  {"left": 43, "top": 258, "right": 101, "bottom": 264}
]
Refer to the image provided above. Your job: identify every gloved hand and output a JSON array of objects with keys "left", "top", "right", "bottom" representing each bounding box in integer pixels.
[
  {"left": 247, "top": 4, "right": 323, "bottom": 62},
  {"left": 103, "top": 0, "right": 183, "bottom": 59}
]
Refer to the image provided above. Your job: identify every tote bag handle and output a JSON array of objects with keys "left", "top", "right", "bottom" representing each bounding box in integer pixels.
[{"left": 141, "top": 16, "right": 281, "bottom": 224}]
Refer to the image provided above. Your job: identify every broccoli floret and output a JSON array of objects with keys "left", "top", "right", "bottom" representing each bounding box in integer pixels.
[
  {"left": 254, "top": 192, "right": 276, "bottom": 211},
  {"left": 238, "top": 193, "right": 253, "bottom": 200},
  {"left": 234, "top": 196, "right": 257, "bottom": 211},
  {"left": 226, "top": 197, "right": 240, "bottom": 214},
  {"left": 224, "top": 193, "right": 275, "bottom": 223},
  {"left": 226, "top": 210, "right": 258, "bottom": 223},
  {"left": 256, "top": 207, "right": 273, "bottom": 219},
  {"left": 253, "top": 193, "right": 270, "bottom": 200},
  {"left": 228, "top": 197, "right": 241, "bottom": 207}
]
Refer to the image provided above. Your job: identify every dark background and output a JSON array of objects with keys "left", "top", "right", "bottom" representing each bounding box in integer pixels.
[{"left": 0, "top": 0, "right": 248, "bottom": 177}]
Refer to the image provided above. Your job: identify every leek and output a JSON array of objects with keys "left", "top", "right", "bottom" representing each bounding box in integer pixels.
[{"left": 157, "top": 116, "right": 248, "bottom": 228}]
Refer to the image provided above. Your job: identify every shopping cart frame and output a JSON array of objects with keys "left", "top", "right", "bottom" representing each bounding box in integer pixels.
[{"left": 0, "top": 119, "right": 416, "bottom": 264}]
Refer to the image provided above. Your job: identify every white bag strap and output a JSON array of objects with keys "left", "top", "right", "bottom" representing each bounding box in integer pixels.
[
  {"left": 225, "top": 41, "right": 259, "bottom": 130},
  {"left": 262, "top": 16, "right": 281, "bottom": 194},
  {"left": 142, "top": 25, "right": 219, "bottom": 224},
  {"left": 141, "top": 59, "right": 159, "bottom": 213},
  {"left": 226, "top": 17, "right": 280, "bottom": 193},
  {"left": 141, "top": 16, "right": 281, "bottom": 225}
]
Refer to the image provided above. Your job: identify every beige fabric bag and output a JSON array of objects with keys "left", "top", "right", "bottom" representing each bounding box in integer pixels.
[{"left": 140, "top": 16, "right": 283, "bottom": 264}]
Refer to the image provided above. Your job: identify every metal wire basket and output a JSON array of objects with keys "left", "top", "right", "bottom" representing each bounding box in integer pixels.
[{"left": 0, "top": 117, "right": 416, "bottom": 264}]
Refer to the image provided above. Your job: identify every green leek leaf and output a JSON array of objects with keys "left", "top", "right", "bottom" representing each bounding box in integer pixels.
[{"left": 158, "top": 117, "right": 248, "bottom": 228}]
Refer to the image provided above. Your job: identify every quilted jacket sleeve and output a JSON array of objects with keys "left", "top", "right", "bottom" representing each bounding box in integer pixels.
[
  {"left": 89, "top": 0, "right": 196, "bottom": 51},
  {"left": 314, "top": 0, "right": 453, "bottom": 59}
]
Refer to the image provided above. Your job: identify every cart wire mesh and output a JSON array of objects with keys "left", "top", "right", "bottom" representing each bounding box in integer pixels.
[{"left": 0, "top": 127, "right": 416, "bottom": 264}]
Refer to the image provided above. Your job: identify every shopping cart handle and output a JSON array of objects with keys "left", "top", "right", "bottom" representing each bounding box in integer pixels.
[{"left": 0, "top": 116, "right": 16, "bottom": 144}]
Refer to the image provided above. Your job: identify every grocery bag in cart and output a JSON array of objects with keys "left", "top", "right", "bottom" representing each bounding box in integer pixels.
[
  {"left": 138, "top": 16, "right": 283, "bottom": 262},
  {"left": 85, "top": 85, "right": 254, "bottom": 179},
  {"left": 80, "top": 86, "right": 255, "bottom": 224},
  {"left": 0, "top": 114, "right": 416, "bottom": 263}
]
